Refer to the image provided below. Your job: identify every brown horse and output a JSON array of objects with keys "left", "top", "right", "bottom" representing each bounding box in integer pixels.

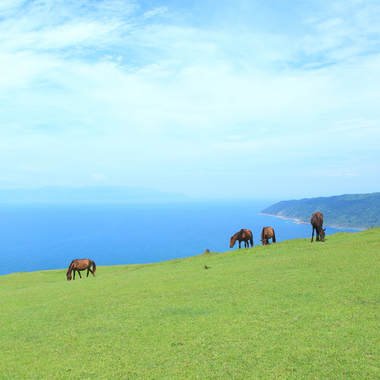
[
  {"left": 66, "top": 259, "right": 96, "bottom": 281},
  {"left": 261, "top": 227, "right": 276, "bottom": 245},
  {"left": 311, "top": 212, "right": 326, "bottom": 242},
  {"left": 229, "top": 229, "right": 253, "bottom": 249}
]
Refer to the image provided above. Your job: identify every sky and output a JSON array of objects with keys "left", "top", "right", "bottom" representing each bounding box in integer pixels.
[{"left": 0, "top": 0, "right": 379, "bottom": 200}]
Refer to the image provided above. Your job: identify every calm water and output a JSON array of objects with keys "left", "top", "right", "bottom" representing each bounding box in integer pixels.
[{"left": 0, "top": 200, "right": 361, "bottom": 276}]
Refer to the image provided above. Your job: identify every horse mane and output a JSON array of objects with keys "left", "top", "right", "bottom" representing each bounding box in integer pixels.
[
  {"left": 66, "top": 260, "right": 75, "bottom": 273},
  {"left": 66, "top": 261, "right": 74, "bottom": 280}
]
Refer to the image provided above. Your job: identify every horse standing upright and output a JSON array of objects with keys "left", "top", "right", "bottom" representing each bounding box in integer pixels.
[
  {"left": 229, "top": 229, "right": 253, "bottom": 249},
  {"left": 66, "top": 259, "right": 96, "bottom": 281},
  {"left": 310, "top": 212, "right": 326, "bottom": 242},
  {"left": 260, "top": 227, "right": 276, "bottom": 245}
]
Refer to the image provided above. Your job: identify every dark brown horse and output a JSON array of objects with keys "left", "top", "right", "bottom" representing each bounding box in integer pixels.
[
  {"left": 229, "top": 229, "right": 253, "bottom": 249},
  {"left": 66, "top": 259, "right": 96, "bottom": 281},
  {"left": 311, "top": 212, "right": 326, "bottom": 242},
  {"left": 260, "top": 227, "right": 276, "bottom": 245}
]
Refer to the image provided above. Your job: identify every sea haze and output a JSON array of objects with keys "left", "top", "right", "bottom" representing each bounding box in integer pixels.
[{"left": 0, "top": 200, "right": 360, "bottom": 276}]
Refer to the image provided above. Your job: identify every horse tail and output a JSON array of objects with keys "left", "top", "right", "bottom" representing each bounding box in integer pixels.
[
  {"left": 91, "top": 260, "right": 97, "bottom": 276},
  {"left": 250, "top": 230, "right": 254, "bottom": 246},
  {"left": 261, "top": 227, "right": 265, "bottom": 241},
  {"left": 272, "top": 229, "right": 276, "bottom": 243}
]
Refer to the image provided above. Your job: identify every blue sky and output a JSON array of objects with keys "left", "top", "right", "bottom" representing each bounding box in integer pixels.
[{"left": 0, "top": 0, "right": 379, "bottom": 200}]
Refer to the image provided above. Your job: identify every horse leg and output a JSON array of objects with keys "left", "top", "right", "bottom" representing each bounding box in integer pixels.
[
  {"left": 239, "top": 240, "right": 241, "bottom": 249},
  {"left": 311, "top": 227, "right": 315, "bottom": 242},
  {"left": 78, "top": 270, "right": 82, "bottom": 279}
]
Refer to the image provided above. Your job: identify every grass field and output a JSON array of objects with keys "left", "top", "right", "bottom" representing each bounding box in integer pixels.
[{"left": 1, "top": 228, "right": 380, "bottom": 379}]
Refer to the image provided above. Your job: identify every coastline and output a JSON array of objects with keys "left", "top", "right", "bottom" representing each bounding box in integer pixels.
[
  {"left": 260, "top": 213, "right": 309, "bottom": 225},
  {"left": 260, "top": 213, "right": 366, "bottom": 231}
]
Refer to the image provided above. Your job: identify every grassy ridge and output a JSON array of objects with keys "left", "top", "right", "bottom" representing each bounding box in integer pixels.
[
  {"left": 1, "top": 229, "right": 380, "bottom": 379},
  {"left": 261, "top": 192, "right": 380, "bottom": 228}
]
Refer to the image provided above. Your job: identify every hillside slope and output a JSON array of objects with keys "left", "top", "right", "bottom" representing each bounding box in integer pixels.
[
  {"left": 1, "top": 229, "right": 380, "bottom": 379},
  {"left": 261, "top": 192, "right": 380, "bottom": 228}
]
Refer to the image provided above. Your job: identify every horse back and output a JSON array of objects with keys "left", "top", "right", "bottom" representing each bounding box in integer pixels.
[
  {"left": 311, "top": 212, "right": 323, "bottom": 228},
  {"left": 241, "top": 229, "right": 252, "bottom": 239},
  {"left": 261, "top": 227, "right": 274, "bottom": 239},
  {"left": 71, "top": 258, "right": 92, "bottom": 270}
]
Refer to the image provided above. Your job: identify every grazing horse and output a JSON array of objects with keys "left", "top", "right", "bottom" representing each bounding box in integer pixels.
[
  {"left": 261, "top": 227, "right": 276, "bottom": 245},
  {"left": 229, "top": 229, "right": 253, "bottom": 249},
  {"left": 66, "top": 259, "right": 96, "bottom": 281},
  {"left": 311, "top": 212, "right": 326, "bottom": 242}
]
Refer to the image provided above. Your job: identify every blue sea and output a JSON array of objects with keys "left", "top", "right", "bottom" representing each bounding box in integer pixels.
[{"left": 0, "top": 200, "right": 361, "bottom": 276}]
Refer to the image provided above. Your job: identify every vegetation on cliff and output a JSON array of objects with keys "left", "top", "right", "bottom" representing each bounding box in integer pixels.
[{"left": 261, "top": 192, "right": 380, "bottom": 229}]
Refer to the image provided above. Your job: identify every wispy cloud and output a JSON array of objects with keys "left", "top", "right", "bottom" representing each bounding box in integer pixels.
[
  {"left": 0, "top": 0, "right": 379, "bottom": 198},
  {"left": 328, "top": 173, "right": 360, "bottom": 177}
]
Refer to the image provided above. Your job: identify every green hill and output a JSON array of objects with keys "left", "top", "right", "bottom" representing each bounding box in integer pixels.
[
  {"left": 261, "top": 192, "right": 380, "bottom": 229},
  {"left": 1, "top": 229, "right": 380, "bottom": 379}
]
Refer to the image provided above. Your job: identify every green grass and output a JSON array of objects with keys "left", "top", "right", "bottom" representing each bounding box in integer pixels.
[{"left": 1, "top": 229, "right": 380, "bottom": 379}]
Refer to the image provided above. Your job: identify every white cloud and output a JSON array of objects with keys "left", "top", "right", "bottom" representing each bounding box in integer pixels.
[
  {"left": 144, "top": 7, "right": 168, "bottom": 19},
  {"left": 301, "top": 1, "right": 380, "bottom": 65},
  {"left": 328, "top": 173, "right": 360, "bottom": 177},
  {"left": 0, "top": 0, "right": 24, "bottom": 16},
  {"left": 0, "top": 0, "right": 379, "bottom": 197},
  {"left": 91, "top": 174, "right": 107, "bottom": 181}
]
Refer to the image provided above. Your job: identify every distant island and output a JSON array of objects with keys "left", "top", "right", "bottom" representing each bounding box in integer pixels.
[
  {"left": 261, "top": 192, "right": 380, "bottom": 229},
  {"left": 0, "top": 186, "right": 186, "bottom": 202}
]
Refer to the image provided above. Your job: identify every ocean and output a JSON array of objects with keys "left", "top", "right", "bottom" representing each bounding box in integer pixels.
[{"left": 0, "top": 200, "right": 361, "bottom": 276}]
